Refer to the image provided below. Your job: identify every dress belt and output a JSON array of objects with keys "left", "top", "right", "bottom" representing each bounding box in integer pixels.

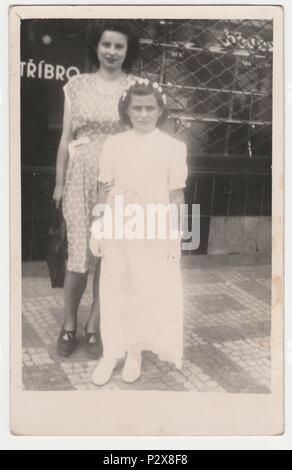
[
  {"left": 68, "top": 136, "right": 90, "bottom": 159},
  {"left": 65, "top": 137, "right": 91, "bottom": 186}
]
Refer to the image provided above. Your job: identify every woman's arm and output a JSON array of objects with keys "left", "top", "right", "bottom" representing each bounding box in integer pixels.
[
  {"left": 92, "top": 182, "right": 111, "bottom": 221},
  {"left": 90, "top": 183, "right": 110, "bottom": 257},
  {"left": 52, "top": 98, "right": 73, "bottom": 207},
  {"left": 97, "top": 182, "right": 109, "bottom": 206},
  {"left": 167, "top": 188, "right": 185, "bottom": 260},
  {"left": 170, "top": 188, "right": 185, "bottom": 206},
  {"left": 170, "top": 188, "right": 185, "bottom": 230}
]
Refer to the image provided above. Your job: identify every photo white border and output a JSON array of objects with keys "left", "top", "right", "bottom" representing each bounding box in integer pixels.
[{"left": 1, "top": 0, "right": 290, "bottom": 448}]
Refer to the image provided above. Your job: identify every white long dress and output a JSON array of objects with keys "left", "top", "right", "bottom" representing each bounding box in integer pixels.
[{"left": 97, "top": 128, "right": 188, "bottom": 368}]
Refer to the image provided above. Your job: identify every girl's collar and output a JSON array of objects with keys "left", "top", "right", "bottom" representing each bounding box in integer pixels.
[{"left": 130, "top": 128, "right": 160, "bottom": 139}]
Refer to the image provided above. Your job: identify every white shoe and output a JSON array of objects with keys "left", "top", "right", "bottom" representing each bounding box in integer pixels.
[
  {"left": 91, "top": 357, "right": 116, "bottom": 386},
  {"left": 122, "top": 351, "right": 142, "bottom": 383}
]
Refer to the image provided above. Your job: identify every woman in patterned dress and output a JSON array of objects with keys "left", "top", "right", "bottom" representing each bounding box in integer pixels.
[{"left": 52, "top": 20, "right": 140, "bottom": 358}]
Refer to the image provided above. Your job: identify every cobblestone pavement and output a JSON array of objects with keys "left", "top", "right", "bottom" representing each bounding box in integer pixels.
[{"left": 22, "top": 258, "right": 271, "bottom": 393}]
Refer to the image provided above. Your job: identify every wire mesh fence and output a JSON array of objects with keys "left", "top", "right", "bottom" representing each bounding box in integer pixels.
[{"left": 132, "top": 19, "right": 273, "bottom": 161}]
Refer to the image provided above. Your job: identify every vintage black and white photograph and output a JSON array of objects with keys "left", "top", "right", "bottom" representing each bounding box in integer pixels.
[{"left": 10, "top": 4, "right": 283, "bottom": 436}]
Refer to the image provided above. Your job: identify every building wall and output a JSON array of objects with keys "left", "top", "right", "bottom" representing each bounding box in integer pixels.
[{"left": 207, "top": 216, "right": 271, "bottom": 255}]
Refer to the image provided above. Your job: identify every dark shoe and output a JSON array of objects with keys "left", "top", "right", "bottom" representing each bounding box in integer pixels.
[
  {"left": 85, "top": 325, "right": 103, "bottom": 360},
  {"left": 57, "top": 326, "right": 77, "bottom": 357}
]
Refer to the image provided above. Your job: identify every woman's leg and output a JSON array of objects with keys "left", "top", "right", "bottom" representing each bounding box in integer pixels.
[
  {"left": 57, "top": 269, "right": 88, "bottom": 356},
  {"left": 90, "top": 261, "right": 116, "bottom": 384},
  {"left": 63, "top": 270, "right": 88, "bottom": 331},
  {"left": 84, "top": 260, "right": 103, "bottom": 358},
  {"left": 86, "top": 260, "right": 101, "bottom": 333}
]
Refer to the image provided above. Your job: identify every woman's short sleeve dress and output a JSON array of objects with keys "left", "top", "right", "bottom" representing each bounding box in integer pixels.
[
  {"left": 62, "top": 73, "right": 131, "bottom": 273},
  {"left": 98, "top": 128, "right": 188, "bottom": 368}
]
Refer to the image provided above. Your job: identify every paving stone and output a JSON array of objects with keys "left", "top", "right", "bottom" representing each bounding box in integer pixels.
[
  {"left": 182, "top": 270, "right": 224, "bottom": 284},
  {"left": 236, "top": 280, "right": 271, "bottom": 304},
  {"left": 22, "top": 261, "right": 272, "bottom": 393},
  {"left": 22, "top": 317, "right": 45, "bottom": 349},
  {"left": 187, "top": 293, "right": 246, "bottom": 315},
  {"left": 23, "top": 363, "right": 74, "bottom": 390},
  {"left": 206, "top": 380, "right": 219, "bottom": 388},
  {"left": 184, "top": 382, "right": 197, "bottom": 391},
  {"left": 186, "top": 344, "right": 270, "bottom": 394},
  {"left": 195, "top": 321, "right": 270, "bottom": 344}
]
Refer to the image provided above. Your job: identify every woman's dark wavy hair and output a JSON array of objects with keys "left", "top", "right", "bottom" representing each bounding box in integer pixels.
[
  {"left": 86, "top": 19, "right": 140, "bottom": 71},
  {"left": 118, "top": 82, "right": 169, "bottom": 128}
]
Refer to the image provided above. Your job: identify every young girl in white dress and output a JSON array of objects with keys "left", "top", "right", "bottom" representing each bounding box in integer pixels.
[{"left": 90, "top": 78, "right": 188, "bottom": 386}]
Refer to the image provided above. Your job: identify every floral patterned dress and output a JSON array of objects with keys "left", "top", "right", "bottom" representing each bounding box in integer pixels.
[{"left": 62, "top": 72, "right": 132, "bottom": 273}]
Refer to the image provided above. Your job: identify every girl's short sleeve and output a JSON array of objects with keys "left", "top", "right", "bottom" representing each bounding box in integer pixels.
[
  {"left": 98, "top": 137, "right": 115, "bottom": 183},
  {"left": 168, "top": 140, "right": 188, "bottom": 190}
]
